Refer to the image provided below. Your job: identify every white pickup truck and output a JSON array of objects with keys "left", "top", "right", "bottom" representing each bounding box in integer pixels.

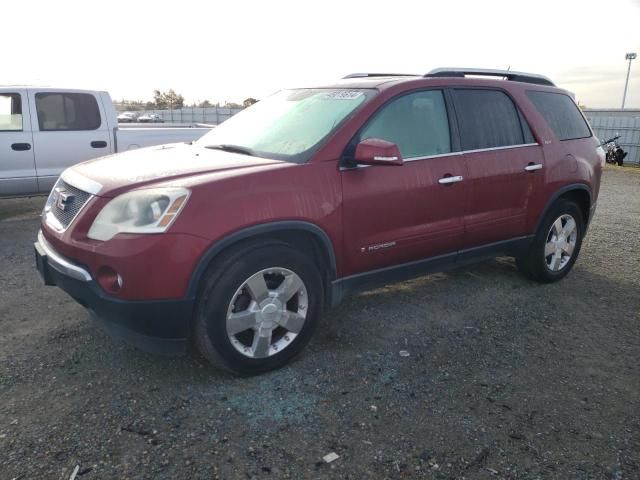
[{"left": 0, "top": 87, "right": 212, "bottom": 197}]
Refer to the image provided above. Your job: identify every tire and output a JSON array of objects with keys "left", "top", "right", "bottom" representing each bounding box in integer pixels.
[
  {"left": 517, "top": 200, "right": 584, "bottom": 283},
  {"left": 194, "top": 242, "right": 324, "bottom": 375}
]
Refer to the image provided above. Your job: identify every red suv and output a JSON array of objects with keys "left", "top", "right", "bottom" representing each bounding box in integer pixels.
[{"left": 35, "top": 68, "right": 603, "bottom": 374}]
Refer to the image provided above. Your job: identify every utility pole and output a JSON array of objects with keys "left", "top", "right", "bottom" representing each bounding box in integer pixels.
[{"left": 622, "top": 52, "right": 637, "bottom": 109}]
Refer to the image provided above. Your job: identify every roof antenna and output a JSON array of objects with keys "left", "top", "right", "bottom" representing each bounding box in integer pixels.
[{"left": 506, "top": 65, "right": 511, "bottom": 71}]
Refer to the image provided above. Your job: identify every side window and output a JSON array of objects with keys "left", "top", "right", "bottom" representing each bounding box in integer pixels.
[
  {"left": 35, "top": 93, "right": 101, "bottom": 131},
  {"left": 526, "top": 91, "right": 591, "bottom": 141},
  {"left": 0, "top": 93, "right": 23, "bottom": 131},
  {"left": 453, "top": 89, "right": 526, "bottom": 150},
  {"left": 359, "top": 90, "right": 451, "bottom": 158},
  {"left": 518, "top": 110, "right": 536, "bottom": 144}
]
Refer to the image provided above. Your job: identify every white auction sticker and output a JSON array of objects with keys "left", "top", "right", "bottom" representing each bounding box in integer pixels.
[{"left": 324, "top": 91, "right": 364, "bottom": 100}]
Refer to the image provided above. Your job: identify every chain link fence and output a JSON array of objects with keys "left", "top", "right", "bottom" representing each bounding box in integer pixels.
[{"left": 114, "top": 105, "right": 243, "bottom": 125}]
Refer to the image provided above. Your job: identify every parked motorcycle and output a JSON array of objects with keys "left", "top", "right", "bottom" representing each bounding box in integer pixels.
[{"left": 601, "top": 135, "right": 628, "bottom": 166}]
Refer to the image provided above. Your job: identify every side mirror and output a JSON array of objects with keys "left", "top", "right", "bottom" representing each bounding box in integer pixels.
[{"left": 354, "top": 138, "right": 403, "bottom": 166}]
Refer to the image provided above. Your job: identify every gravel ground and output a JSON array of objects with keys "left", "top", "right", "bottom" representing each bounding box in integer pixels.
[{"left": 1, "top": 166, "right": 639, "bottom": 480}]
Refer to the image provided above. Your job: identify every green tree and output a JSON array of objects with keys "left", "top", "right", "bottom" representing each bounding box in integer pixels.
[
  {"left": 198, "top": 100, "right": 213, "bottom": 108},
  {"left": 152, "top": 90, "right": 166, "bottom": 108},
  {"left": 153, "top": 89, "right": 185, "bottom": 109}
]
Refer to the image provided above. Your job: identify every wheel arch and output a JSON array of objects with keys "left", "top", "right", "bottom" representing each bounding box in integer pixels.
[
  {"left": 535, "top": 184, "right": 592, "bottom": 232},
  {"left": 186, "top": 221, "right": 338, "bottom": 305}
]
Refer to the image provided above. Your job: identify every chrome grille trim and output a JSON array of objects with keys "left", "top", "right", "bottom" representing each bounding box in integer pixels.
[
  {"left": 61, "top": 169, "right": 103, "bottom": 195},
  {"left": 43, "top": 178, "right": 93, "bottom": 232}
]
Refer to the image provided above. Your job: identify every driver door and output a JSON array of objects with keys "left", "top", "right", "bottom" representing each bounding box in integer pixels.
[{"left": 341, "top": 90, "right": 469, "bottom": 277}]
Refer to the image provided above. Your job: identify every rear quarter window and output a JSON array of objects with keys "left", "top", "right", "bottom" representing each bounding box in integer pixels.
[{"left": 526, "top": 91, "right": 591, "bottom": 141}]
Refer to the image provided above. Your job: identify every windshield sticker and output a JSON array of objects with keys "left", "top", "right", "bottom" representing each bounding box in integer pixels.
[{"left": 324, "top": 91, "right": 364, "bottom": 100}]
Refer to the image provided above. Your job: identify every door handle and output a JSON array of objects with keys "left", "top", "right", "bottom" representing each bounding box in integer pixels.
[
  {"left": 91, "top": 140, "right": 108, "bottom": 148},
  {"left": 524, "top": 163, "right": 543, "bottom": 172},
  {"left": 438, "top": 175, "right": 464, "bottom": 185},
  {"left": 11, "top": 143, "right": 31, "bottom": 151}
]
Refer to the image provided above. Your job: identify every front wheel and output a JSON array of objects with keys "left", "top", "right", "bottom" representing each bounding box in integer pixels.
[
  {"left": 194, "top": 243, "right": 323, "bottom": 375},
  {"left": 517, "top": 200, "right": 584, "bottom": 283}
]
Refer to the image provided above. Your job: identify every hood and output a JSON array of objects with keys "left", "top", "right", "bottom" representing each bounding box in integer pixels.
[{"left": 65, "top": 143, "right": 285, "bottom": 196}]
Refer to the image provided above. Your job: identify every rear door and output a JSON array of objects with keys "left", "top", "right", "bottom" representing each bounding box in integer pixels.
[
  {"left": 0, "top": 90, "right": 37, "bottom": 196},
  {"left": 28, "top": 90, "right": 112, "bottom": 193},
  {"left": 451, "top": 88, "right": 545, "bottom": 247},
  {"left": 341, "top": 89, "right": 469, "bottom": 276}
]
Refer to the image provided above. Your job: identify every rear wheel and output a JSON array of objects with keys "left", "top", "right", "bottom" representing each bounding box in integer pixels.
[
  {"left": 194, "top": 243, "right": 323, "bottom": 374},
  {"left": 517, "top": 200, "right": 584, "bottom": 283}
]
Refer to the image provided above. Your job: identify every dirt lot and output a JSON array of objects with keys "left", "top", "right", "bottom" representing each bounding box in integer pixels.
[{"left": 1, "top": 166, "right": 639, "bottom": 480}]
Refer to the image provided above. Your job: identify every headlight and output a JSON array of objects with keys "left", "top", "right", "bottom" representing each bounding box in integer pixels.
[{"left": 88, "top": 187, "right": 190, "bottom": 241}]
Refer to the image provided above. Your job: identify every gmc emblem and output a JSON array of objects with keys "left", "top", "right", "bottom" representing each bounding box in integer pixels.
[{"left": 53, "top": 188, "right": 75, "bottom": 211}]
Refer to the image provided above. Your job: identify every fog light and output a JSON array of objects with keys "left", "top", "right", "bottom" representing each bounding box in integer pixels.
[{"left": 97, "top": 266, "right": 123, "bottom": 293}]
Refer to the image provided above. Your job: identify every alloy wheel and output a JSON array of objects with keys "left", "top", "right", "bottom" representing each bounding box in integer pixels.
[
  {"left": 544, "top": 214, "right": 578, "bottom": 272},
  {"left": 226, "top": 268, "right": 308, "bottom": 358}
]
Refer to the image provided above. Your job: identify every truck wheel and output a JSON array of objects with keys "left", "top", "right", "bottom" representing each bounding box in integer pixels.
[
  {"left": 517, "top": 200, "right": 584, "bottom": 283},
  {"left": 194, "top": 243, "right": 323, "bottom": 375}
]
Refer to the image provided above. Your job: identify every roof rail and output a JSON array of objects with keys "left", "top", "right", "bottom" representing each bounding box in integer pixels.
[
  {"left": 425, "top": 68, "right": 555, "bottom": 86},
  {"left": 342, "top": 73, "right": 418, "bottom": 79}
]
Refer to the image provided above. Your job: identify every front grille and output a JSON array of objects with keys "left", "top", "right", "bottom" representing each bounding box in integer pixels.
[{"left": 44, "top": 179, "right": 92, "bottom": 230}]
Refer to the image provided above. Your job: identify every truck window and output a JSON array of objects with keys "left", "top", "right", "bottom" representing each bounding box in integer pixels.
[
  {"left": 35, "top": 92, "right": 101, "bottom": 131},
  {"left": 526, "top": 91, "right": 591, "bottom": 141},
  {"left": 0, "top": 93, "right": 23, "bottom": 131},
  {"left": 359, "top": 90, "right": 451, "bottom": 158},
  {"left": 453, "top": 89, "right": 528, "bottom": 151}
]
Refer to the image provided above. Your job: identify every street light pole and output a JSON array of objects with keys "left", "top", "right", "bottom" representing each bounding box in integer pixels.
[{"left": 621, "top": 52, "right": 637, "bottom": 109}]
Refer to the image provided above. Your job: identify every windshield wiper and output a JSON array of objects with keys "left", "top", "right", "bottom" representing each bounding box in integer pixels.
[{"left": 204, "top": 144, "right": 255, "bottom": 156}]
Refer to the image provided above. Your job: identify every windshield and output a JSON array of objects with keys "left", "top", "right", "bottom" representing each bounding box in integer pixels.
[{"left": 197, "top": 88, "right": 375, "bottom": 162}]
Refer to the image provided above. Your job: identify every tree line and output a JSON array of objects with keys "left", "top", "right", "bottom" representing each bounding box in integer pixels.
[{"left": 115, "top": 89, "right": 258, "bottom": 111}]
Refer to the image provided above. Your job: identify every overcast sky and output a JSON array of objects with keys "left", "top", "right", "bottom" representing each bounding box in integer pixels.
[{"left": 5, "top": 0, "right": 640, "bottom": 108}]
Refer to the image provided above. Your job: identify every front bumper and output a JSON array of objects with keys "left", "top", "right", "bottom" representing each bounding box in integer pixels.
[{"left": 34, "top": 231, "right": 193, "bottom": 355}]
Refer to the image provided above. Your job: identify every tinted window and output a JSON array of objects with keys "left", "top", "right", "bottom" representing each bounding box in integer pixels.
[
  {"left": 527, "top": 91, "right": 591, "bottom": 141},
  {"left": 35, "top": 93, "right": 101, "bottom": 131},
  {"left": 359, "top": 90, "right": 451, "bottom": 158},
  {"left": 0, "top": 93, "right": 22, "bottom": 131},
  {"left": 518, "top": 110, "right": 536, "bottom": 144},
  {"left": 453, "top": 89, "right": 526, "bottom": 150}
]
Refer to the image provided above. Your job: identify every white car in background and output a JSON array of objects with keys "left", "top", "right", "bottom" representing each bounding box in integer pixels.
[
  {"left": 117, "top": 111, "right": 139, "bottom": 123},
  {"left": 0, "top": 87, "right": 212, "bottom": 197},
  {"left": 137, "top": 113, "right": 164, "bottom": 123}
]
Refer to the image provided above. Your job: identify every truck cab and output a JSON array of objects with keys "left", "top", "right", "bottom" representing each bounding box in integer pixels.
[
  {"left": 0, "top": 87, "right": 210, "bottom": 197},
  {"left": 1, "top": 87, "right": 117, "bottom": 196}
]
